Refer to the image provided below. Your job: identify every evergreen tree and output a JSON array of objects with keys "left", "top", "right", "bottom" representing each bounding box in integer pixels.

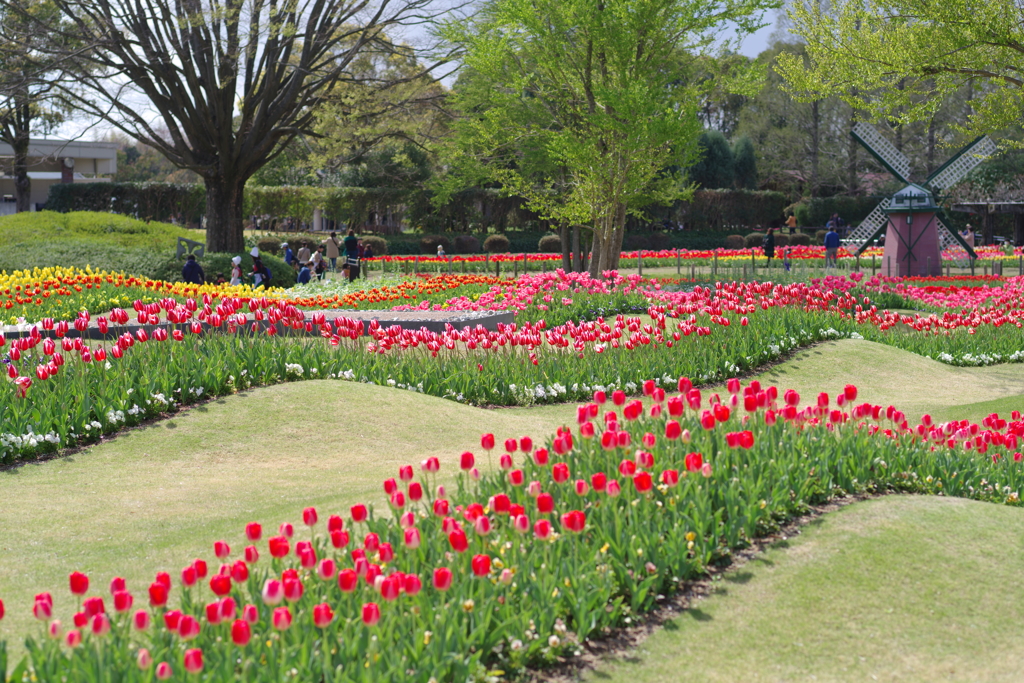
[
  {"left": 732, "top": 136, "right": 758, "bottom": 189},
  {"left": 689, "top": 130, "right": 735, "bottom": 189}
]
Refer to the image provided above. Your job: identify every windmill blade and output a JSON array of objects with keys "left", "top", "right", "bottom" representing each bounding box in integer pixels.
[
  {"left": 935, "top": 211, "right": 978, "bottom": 260},
  {"left": 851, "top": 122, "right": 912, "bottom": 184},
  {"left": 848, "top": 198, "right": 891, "bottom": 254},
  {"left": 926, "top": 136, "right": 998, "bottom": 192}
]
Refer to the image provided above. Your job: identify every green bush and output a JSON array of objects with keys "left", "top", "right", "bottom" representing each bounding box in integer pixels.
[
  {"left": 257, "top": 237, "right": 284, "bottom": 255},
  {"left": 0, "top": 211, "right": 198, "bottom": 250},
  {"left": 789, "top": 233, "right": 812, "bottom": 247},
  {"left": 677, "top": 189, "right": 788, "bottom": 231},
  {"left": 815, "top": 230, "right": 827, "bottom": 243},
  {"left": 45, "top": 183, "right": 206, "bottom": 224},
  {"left": 483, "top": 234, "right": 511, "bottom": 253},
  {"left": 150, "top": 252, "right": 295, "bottom": 288},
  {"left": 724, "top": 234, "right": 745, "bottom": 249},
  {"left": 454, "top": 234, "right": 480, "bottom": 254},
  {"left": 361, "top": 235, "right": 389, "bottom": 256},
  {"left": 0, "top": 240, "right": 169, "bottom": 276},
  {"left": 538, "top": 234, "right": 562, "bottom": 253},
  {"left": 744, "top": 232, "right": 765, "bottom": 248},
  {"left": 774, "top": 233, "right": 790, "bottom": 247}
]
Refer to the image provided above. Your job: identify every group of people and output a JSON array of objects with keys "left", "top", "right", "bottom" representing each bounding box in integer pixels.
[
  {"left": 180, "top": 229, "right": 374, "bottom": 288},
  {"left": 759, "top": 219, "right": 843, "bottom": 269},
  {"left": 282, "top": 230, "right": 371, "bottom": 284}
]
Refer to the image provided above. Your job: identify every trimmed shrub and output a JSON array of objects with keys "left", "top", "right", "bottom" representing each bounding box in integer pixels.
[
  {"left": 420, "top": 234, "right": 452, "bottom": 255},
  {"left": 774, "top": 233, "right": 790, "bottom": 247},
  {"left": 814, "top": 230, "right": 827, "bottom": 243},
  {"left": 744, "top": 232, "right": 765, "bottom": 249},
  {"left": 483, "top": 234, "right": 511, "bottom": 253},
  {"left": 454, "top": 234, "right": 480, "bottom": 254},
  {"left": 677, "top": 189, "right": 788, "bottom": 232},
  {"left": 724, "top": 234, "right": 745, "bottom": 249},
  {"left": 257, "top": 237, "right": 283, "bottom": 255},
  {"left": 538, "top": 234, "right": 562, "bottom": 253},
  {"left": 793, "top": 196, "right": 881, "bottom": 228},
  {"left": 789, "top": 233, "right": 812, "bottom": 247},
  {"left": 0, "top": 240, "right": 168, "bottom": 277},
  {"left": 361, "top": 235, "right": 389, "bottom": 256}
]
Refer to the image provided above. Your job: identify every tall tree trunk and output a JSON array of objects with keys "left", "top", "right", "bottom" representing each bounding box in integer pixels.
[
  {"left": 609, "top": 203, "right": 626, "bottom": 270},
  {"left": 204, "top": 177, "right": 247, "bottom": 252},
  {"left": 13, "top": 129, "right": 30, "bottom": 213},
  {"left": 571, "top": 225, "right": 581, "bottom": 272},
  {"left": 560, "top": 223, "right": 571, "bottom": 271},
  {"left": 810, "top": 100, "right": 820, "bottom": 197}
]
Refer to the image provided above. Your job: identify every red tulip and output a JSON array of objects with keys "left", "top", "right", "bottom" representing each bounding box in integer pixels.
[
  {"left": 214, "top": 540, "right": 230, "bottom": 560},
  {"left": 684, "top": 452, "right": 704, "bottom": 472},
  {"left": 230, "top": 560, "right": 249, "bottom": 583},
  {"left": 148, "top": 583, "right": 168, "bottom": 607},
  {"left": 231, "top": 619, "right": 251, "bottom": 646},
  {"left": 480, "top": 433, "right": 495, "bottom": 450},
  {"left": 433, "top": 567, "right": 453, "bottom": 591},
  {"left": 283, "top": 578, "right": 303, "bottom": 603},
  {"left": 383, "top": 478, "right": 398, "bottom": 495},
  {"left": 181, "top": 566, "right": 197, "bottom": 587},
  {"left": 633, "top": 471, "right": 653, "bottom": 493},
  {"left": 272, "top": 606, "right": 292, "bottom": 631},
  {"left": 574, "top": 479, "right": 590, "bottom": 496},
  {"left": 183, "top": 648, "right": 203, "bottom": 674},
  {"left": 618, "top": 459, "right": 637, "bottom": 478},
  {"left": 190, "top": 562, "right": 206, "bottom": 580},
  {"left": 537, "top": 493, "right": 554, "bottom": 513},
  {"left": 844, "top": 384, "right": 858, "bottom": 402},
  {"left": 379, "top": 576, "right": 400, "bottom": 601},
  {"left": 243, "top": 604, "right": 258, "bottom": 624},
  {"left": 520, "top": 436, "right": 533, "bottom": 453},
  {"left": 330, "top": 530, "right": 350, "bottom": 549},
  {"left": 178, "top": 615, "right": 200, "bottom": 640},
  {"left": 302, "top": 507, "right": 318, "bottom": 527},
  {"left": 69, "top": 571, "right": 89, "bottom": 595},
  {"left": 471, "top": 554, "right": 491, "bottom": 576},
  {"left": 205, "top": 601, "right": 223, "bottom": 626},
  {"left": 617, "top": 431, "right": 631, "bottom": 448},
  {"left": 33, "top": 598, "right": 52, "bottom": 620},
  {"left": 817, "top": 392, "right": 829, "bottom": 408},
  {"left": 317, "top": 559, "right": 337, "bottom": 581},
  {"left": 590, "top": 472, "right": 608, "bottom": 492},
  {"left": 560, "top": 510, "right": 586, "bottom": 533},
  {"left": 612, "top": 390, "right": 626, "bottom": 405},
  {"left": 594, "top": 390, "right": 607, "bottom": 404},
  {"left": 109, "top": 577, "right": 126, "bottom": 594},
  {"left": 491, "top": 493, "right": 511, "bottom": 514},
  {"left": 404, "top": 527, "right": 421, "bottom": 549},
  {"left": 268, "top": 536, "right": 290, "bottom": 558},
  {"left": 209, "top": 574, "right": 231, "bottom": 596},
  {"left": 460, "top": 451, "right": 475, "bottom": 470},
  {"left": 408, "top": 481, "right": 424, "bottom": 501},
  {"left": 552, "top": 462, "right": 570, "bottom": 483},
  {"left": 405, "top": 574, "right": 423, "bottom": 596},
  {"left": 362, "top": 602, "right": 381, "bottom": 626},
  {"left": 533, "top": 448, "right": 549, "bottom": 466},
  {"left": 474, "top": 516, "right": 492, "bottom": 535},
  {"left": 128, "top": 608, "right": 149, "bottom": 631},
  {"left": 245, "top": 522, "right": 262, "bottom": 541},
  {"left": 378, "top": 543, "right": 395, "bottom": 563},
  {"left": 338, "top": 569, "right": 358, "bottom": 592},
  {"left": 448, "top": 529, "right": 469, "bottom": 553},
  {"left": 163, "top": 610, "right": 182, "bottom": 631},
  {"left": 534, "top": 519, "right": 553, "bottom": 539},
  {"left": 327, "top": 515, "right": 344, "bottom": 533},
  {"left": 433, "top": 499, "right": 450, "bottom": 517},
  {"left": 113, "top": 590, "right": 133, "bottom": 613},
  {"left": 244, "top": 545, "right": 259, "bottom": 564},
  {"left": 661, "top": 469, "right": 680, "bottom": 486},
  {"left": 421, "top": 456, "right": 440, "bottom": 473},
  {"left": 606, "top": 480, "right": 622, "bottom": 497}
]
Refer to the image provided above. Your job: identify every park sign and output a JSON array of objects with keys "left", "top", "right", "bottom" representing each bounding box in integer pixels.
[{"left": 847, "top": 122, "right": 993, "bottom": 275}]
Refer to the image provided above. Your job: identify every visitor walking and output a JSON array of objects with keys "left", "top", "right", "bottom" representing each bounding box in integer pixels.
[
  {"left": 297, "top": 243, "right": 311, "bottom": 266},
  {"left": 961, "top": 224, "right": 975, "bottom": 248},
  {"left": 325, "top": 232, "right": 342, "bottom": 272},
  {"left": 282, "top": 242, "right": 295, "bottom": 268},
  {"left": 181, "top": 254, "right": 205, "bottom": 284},
  {"left": 362, "top": 242, "right": 374, "bottom": 279},
  {"left": 250, "top": 248, "right": 271, "bottom": 289},
  {"left": 436, "top": 244, "right": 445, "bottom": 258},
  {"left": 785, "top": 212, "right": 798, "bottom": 232},
  {"left": 229, "top": 256, "right": 243, "bottom": 286},
  {"left": 344, "top": 229, "right": 360, "bottom": 282},
  {"left": 824, "top": 226, "right": 841, "bottom": 268},
  {"left": 762, "top": 228, "right": 776, "bottom": 266}
]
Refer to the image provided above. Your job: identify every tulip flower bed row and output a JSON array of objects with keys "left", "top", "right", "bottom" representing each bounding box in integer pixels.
[
  {"left": 4, "top": 378, "right": 1024, "bottom": 682},
  {"left": 0, "top": 283, "right": 859, "bottom": 461}
]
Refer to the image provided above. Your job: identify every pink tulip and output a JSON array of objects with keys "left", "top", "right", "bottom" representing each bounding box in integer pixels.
[
  {"left": 272, "top": 607, "right": 292, "bottom": 631},
  {"left": 183, "top": 648, "right": 203, "bottom": 674}
]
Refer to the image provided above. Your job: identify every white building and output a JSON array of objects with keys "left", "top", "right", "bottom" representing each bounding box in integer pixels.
[{"left": 0, "top": 138, "right": 118, "bottom": 214}]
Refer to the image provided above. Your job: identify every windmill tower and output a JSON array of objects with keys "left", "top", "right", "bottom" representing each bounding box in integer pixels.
[{"left": 846, "top": 122, "right": 994, "bottom": 276}]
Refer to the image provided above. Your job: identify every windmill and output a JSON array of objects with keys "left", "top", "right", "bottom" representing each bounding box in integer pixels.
[{"left": 846, "top": 121, "right": 995, "bottom": 276}]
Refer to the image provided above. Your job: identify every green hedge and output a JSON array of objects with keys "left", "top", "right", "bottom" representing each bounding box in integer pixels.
[
  {"left": 676, "top": 189, "right": 788, "bottom": 231},
  {"left": 794, "top": 196, "right": 883, "bottom": 228},
  {"left": 45, "top": 183, "right": 206, "bottom": 224}
]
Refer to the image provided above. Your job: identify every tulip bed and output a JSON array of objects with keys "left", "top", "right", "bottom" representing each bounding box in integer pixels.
[{"left": 3, "top": 377, "right": 1024, "bottom": 682}]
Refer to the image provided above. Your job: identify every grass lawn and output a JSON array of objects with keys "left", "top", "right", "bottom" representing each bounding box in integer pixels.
[
  {"left": 586, "top": 495, "right": 1024, "bottom": 683},
  {"left": 2, "top": 339, "right": 1024, "bottom": 671},
  {"left": 0, "top": 381, "right": 578, "bottom": 650}
]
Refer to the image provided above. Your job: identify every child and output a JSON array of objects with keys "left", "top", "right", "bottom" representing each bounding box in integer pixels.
[{"left": 214, "top": 272, "right": 226, "bottom": 285}]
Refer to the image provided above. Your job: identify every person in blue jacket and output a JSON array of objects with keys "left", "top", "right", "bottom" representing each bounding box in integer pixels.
[
  {"left": 181, "top": 254, "right": 205, "bottom": 284},
  {"left": 824, "top": 226, "right": 841, "bottom": 268},
  {"left": 296, "top": 261, "right": 312, "bottom": 285}
]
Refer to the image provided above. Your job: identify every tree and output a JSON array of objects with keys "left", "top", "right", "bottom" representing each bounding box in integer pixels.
[
  {"left": 438, "top": 0, "right": 774, "bottom": 275},
  {"left": 732, "top": 135, "right": 758, "bottom": 188},
  {"left": 775, "top": 0, "right": 1024, "bottom": 146},
  {"left": 0, "top": 0, "right": 71, "bottom": 212},
  {"left": 689, "top": 130, "right": 735, "bottom": 189},
  {"left": 10, "top": 0, "right": 455, "bottom": 251}
]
